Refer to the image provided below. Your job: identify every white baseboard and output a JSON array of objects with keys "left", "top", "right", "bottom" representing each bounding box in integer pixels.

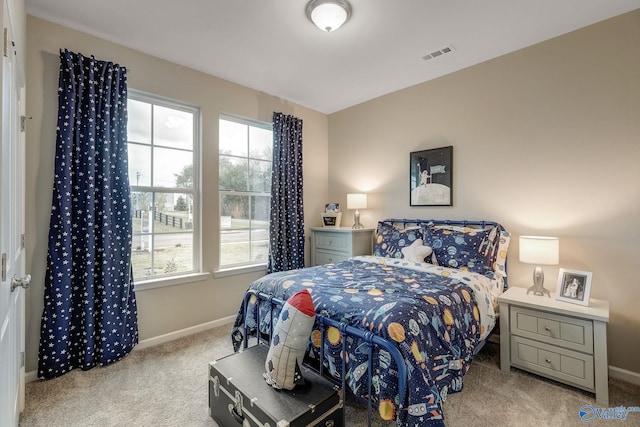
[
  {"left": 25, "top": 370, "right": 38, "bottom": 384},
  {"left": 25, "top": 315, "right": 236, "bottom": 383},
  {"left": 135, "top": 315, "right": 235, "bottom": 351},
  {"left": 609, "top": 365, "right": 640, "bottom": 386}
]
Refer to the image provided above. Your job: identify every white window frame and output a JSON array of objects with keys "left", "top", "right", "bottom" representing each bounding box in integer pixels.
[
  {"left": 217, "top": 113, "right": 272, "bottom": 275},
  {"left": 128, "top": 90, "right": 206, "bottom": 290}
]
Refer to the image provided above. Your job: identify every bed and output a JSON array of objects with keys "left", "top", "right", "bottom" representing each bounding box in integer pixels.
[{"left": 231, "top": 219, "right": 511, "bottom": 426}]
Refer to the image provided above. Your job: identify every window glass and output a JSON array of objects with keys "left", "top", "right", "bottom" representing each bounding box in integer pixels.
[
  {"left": 128, "top": 93, "right": 199, "bottom": 281},
  {"left": 249, "top": 126, "right": 272, "bottom": 160},
  {"left": 127, "top": 99, "right": 152, "bottom": 144},
  {"left": 153, "top": 105, "right": 194, "bottom": 150},
  {"left": 219, "top": 115, "right": 272, "bottom": 269},
  {"left": 219, "top": 155, "right": 248, "bottom": 192},
  {"left": 153, "top": 146, "right": 193, "bottom": 188},
  {"left": 249, "top": 159, "right": 271, "bottom": 192},
  {"left": 219, "top": 119, "right": 248, "bottom": 157},
  {"left": 128, "top": 144, "right": 152, "bottom": 187}
]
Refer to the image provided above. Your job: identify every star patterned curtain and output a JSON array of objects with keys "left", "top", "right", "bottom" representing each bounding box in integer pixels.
[
  {"left": 38, "top": 49, "right": 138, "bottom": 379},
  {"left": 267, "top": 113, "right": 305, "bottom": 273}
]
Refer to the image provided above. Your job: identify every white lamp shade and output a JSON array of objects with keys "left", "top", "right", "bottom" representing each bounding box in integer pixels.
[
  {"left": 519, "top": 236, "right": 559, "bottom": 265},
  {"left": 306, "top": 0, "right": 352, "bottom": 32},
  {"left": 347, "top": 193, "right": 367, "bottom": 210}
]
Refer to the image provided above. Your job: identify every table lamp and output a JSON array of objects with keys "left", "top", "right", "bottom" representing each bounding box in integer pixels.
[
  {"left": 519, "top": 236, "right": 559, "bottom": 297},
  {"left": 346, "top": 193, "right": 367, "bottom": 229}
]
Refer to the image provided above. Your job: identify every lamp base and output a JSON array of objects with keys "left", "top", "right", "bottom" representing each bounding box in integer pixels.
[
  {"left": 526, "top": 284, "right": 550, "bottom": 297},
  {"left": 352, "top": 210, "right": 364, "bottom": 229},
  {"left": 526, "top": 266, "right": 550, "bottom": 297}
]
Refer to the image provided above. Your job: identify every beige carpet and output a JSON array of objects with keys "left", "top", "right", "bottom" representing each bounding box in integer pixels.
[{"left": 20, "top": 325, "right": 640, "bottom": 427}]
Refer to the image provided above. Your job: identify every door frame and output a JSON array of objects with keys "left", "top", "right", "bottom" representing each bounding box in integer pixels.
[{"left": 0, "top": 0, "right": 26, "bottom": 424}]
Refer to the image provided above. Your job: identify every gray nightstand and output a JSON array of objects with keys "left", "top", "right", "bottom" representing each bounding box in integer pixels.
[
  {"left": 498, "top": 286, "right": 609, "bottom": 405},
  {"left": 309, "top": 227, "right": 374, "bottom": 266}
]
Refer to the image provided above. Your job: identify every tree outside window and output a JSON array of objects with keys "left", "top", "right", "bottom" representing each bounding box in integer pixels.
[{"left": 219, "top": 116, "right": 272, "bottom": 268}]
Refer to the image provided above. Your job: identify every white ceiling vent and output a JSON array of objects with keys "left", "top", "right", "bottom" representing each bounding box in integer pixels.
[{"left": 422, "top": 44, "right": 455, "bottom": 61}]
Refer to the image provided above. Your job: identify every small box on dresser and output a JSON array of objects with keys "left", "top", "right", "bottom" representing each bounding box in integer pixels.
[
  {"left": 498, "top": 286, "right": 610, "bottom": 405},
  {"left": 309, "top": 227, "right": 374, "bottom": 266}
]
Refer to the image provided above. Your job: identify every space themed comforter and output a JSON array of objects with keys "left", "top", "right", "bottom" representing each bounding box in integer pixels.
[{"left": 231, "top": 255, "right": 499, "bottom": 427}]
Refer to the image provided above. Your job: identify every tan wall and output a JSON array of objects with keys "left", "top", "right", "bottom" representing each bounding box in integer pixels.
[
  {"left": 327, "top": 10, "right": 640, "bottom": 373},
  {"left": 24, "top": 16, "right": 329, "bottom": 372}
]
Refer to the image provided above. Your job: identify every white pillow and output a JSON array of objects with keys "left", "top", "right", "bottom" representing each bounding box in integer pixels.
[
  {"left": 401, "top": 239, "right": 438, "bottom": 265},
  {"left": 264, "top": 290, "right": 315, "bottom": 390}
]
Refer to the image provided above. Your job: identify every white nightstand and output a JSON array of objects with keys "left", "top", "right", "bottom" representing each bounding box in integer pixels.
[
  {"left": 309, "top": 227, "right": 374, "bottom": 266},
  {"left": 498, "top": 286, "right": 609, "bottom": 405}
]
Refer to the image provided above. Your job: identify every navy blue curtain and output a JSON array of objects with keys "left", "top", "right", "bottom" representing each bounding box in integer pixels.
[
  {"left": 38, "top": 50, "right": 138, "bottom": 379},
  {"left": 267, "top": 113, "right": 305, "bottom": 273}
]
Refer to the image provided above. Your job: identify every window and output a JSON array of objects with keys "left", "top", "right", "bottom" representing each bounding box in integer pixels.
[
  {"left": 127, "top": 92, "right": 200, "bottom": 281},
  {"left": 219, "top": 115, "right": 272, "bottom": 269}
]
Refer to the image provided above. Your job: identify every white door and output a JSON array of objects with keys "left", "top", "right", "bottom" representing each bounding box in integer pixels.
[{"left": 0, "top": 1, "right": 27, "bottom": 425}]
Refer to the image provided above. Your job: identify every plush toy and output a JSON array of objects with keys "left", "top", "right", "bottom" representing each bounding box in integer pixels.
[
  {"left": 401, "top": 239, "right": 438, "bottom": 265},
  {"left": 264, "top": 290, "right": 316, "bottom": 390}
]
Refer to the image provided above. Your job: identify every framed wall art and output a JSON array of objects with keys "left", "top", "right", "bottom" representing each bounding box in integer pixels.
[
  {"left": 410, "top": 146, "right": 453, "bottom": 206},
  {"left": 555, "top": 268, "right": 592, "bottom": 306}
]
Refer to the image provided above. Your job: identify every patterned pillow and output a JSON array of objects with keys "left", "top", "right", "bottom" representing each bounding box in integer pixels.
[
  {"left": 493, "top": 229, "right": 511, "bottom": 278},
  {"left": 422, "top": 224, "right": 497, "bottom": 275},
  {"left": 374, "top": 222, "right": 423, "bottom": 259}
]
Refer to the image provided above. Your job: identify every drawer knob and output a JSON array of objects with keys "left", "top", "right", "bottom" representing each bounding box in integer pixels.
[
  {"left": 545, "top": 358, "right": 551, "bottom": 364},
  {"left": 544, "top": 326, "right": 551, "bottom": 332}
]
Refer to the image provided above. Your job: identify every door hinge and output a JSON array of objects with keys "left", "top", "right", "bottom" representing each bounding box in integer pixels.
[
  {"left": 21, "top": 234, "right": 25, "bottom": 249},
  {"left": 3, "top": 28, "right": 7, "bottom": 58},
  {"left": 21, "top": 351, "right": 25, "bottom": 368},
  {"left": 1, "top": 253, "right": 6, "bottom": 281},
  {"left": 20, "top": 116, "right": 32, "bottom": 132}
]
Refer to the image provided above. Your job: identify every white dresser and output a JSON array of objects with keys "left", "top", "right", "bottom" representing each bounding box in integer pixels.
[
  {"left": 309, "top": 227, "right": 374, "bottom": 266},
  {"left": 498, "top": 286, "right": 609, "bottom": 405}
]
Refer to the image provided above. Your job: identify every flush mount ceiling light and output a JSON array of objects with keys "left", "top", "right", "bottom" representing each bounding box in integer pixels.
[{"left": 306, "top": 0, "right": 352, "bottom": 32}]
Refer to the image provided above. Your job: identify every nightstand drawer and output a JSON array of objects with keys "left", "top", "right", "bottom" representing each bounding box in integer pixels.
[
  {"left": 310, "top": 227, "right": 374, "bottom": 267},
  {"left": 315, "top": 233, "right": 349, "bottom": 251},
  {"left": 315, "top": 250, "right": 348, "bottom": 265},
  {"left": 510, "top": 306, "right": 593, "bottom": 353},
  {"left": 511, "top": 336, "right": 594, "bottom": 390}
]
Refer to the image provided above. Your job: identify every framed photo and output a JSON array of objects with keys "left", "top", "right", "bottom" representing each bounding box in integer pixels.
[
  {"left": 320, "top": 212, "right": 342, "bottom": 228},
  {"left": 324, "top": 203, "right": 340, "bottom": 213},
  {"left": 555, "top": 268, "right": 592, "bottom": 306},
  {"left": 410, "top": 146, "right": 453, "bottom": 206}
]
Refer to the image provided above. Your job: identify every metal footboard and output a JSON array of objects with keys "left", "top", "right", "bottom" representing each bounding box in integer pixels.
[{"left": 242, "top": 289, "right": 408, "bottom": 426}]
